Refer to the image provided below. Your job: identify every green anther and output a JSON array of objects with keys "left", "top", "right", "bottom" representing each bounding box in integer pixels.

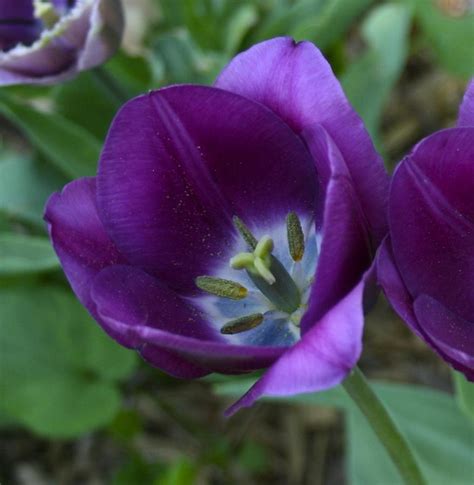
[
  {"left": 286, "top": 212, "right": 305, "bottom": 262},
  {"left": 221, "top": 313, "right": 264, "bottom": 334},
  {"left": 233, "top": 216, "right": 258, "bottom": 249},
  {"left": 34, "top": 0, "right": 60, "bottom": 27},
  {"left": 195, "top": 276, "right": 248, "bottom": 300}
]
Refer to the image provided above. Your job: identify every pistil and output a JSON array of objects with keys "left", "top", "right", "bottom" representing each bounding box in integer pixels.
[{"left": 230, "top": 218, "right": 301, "bottom": 314}]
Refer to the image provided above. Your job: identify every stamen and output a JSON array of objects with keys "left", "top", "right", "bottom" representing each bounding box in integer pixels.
[
  {"left": 221, "top": 313, "right": 264, "bottom": 334},
  {"left": 196, "top": 276, "right": 248, "bottom": 300},
  {"left": 286, "top": 212, "right": 305, "bottom": 261},
  {"left": 233, "top": 216, "right": 257, "bottom": 249}
]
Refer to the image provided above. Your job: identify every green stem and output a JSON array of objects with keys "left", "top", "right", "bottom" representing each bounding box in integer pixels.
[
  {"left": 91, "top": 66, "right": 129, "bottom": 105},
  {"left": 343, "top": 367, "right": 427, "bottom": 485}
]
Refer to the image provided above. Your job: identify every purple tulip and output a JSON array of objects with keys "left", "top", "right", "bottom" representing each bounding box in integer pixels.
[
  {"left": 45, "top": 37, "right": 389, "bottom": 414},
  {"left": 377, "top": 80, "right": 474, "bottom": 381},
  {"left": 0, "top": 0, "right": 123, "bottom": 86}
]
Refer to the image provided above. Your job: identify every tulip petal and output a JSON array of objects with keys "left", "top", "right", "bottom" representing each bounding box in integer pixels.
[
  {"left": 376, "top": 238, "right": 422, "bottom": 338},
  {"left": 76, "top": 0, "right": 123, "bottom": 71},
  {"left": 91, "top": 265, "right": 286, "bottom": 375},
  {"left": 225, "top": 278, "right": 365, "bottom": 415},
  {"left": 390, "top": 128, "right": 474, "bottom": 321},
  {"left": 378, "top": 240, "right": 474, "bottom": 379},
  {"left": 0, "top": 0, "right": 40, "bottom": 51},
  {"left": 458, "top": 79, "right": 474, "bottom": 127},
  {"left": 97, "top": 86, "right": 317, "bottom": 294},
  {"left": 215, "top": 37, "right": 388, "bottom": 244},
  {"left": 414, "top": 295, "right": 474, "bottom": 381},
  {"left": 44, "top": 177, "right": 124, "bottom": 314},
  {"left": 300, "top": 125, "right": 372, "bottom": 332}
]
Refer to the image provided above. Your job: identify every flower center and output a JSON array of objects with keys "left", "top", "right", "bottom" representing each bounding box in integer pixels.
[{"left": 196, "top": 213, "right": 313, "bottom": 338}]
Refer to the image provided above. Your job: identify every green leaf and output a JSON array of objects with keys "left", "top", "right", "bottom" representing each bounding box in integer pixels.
[
  {"left": 215, "top": 379, "right": 474, "bottom": 484},
  {"left": 0, "top": 286, "right": 137, "bottom": 438},
  {"left": 224, "top": 4, "right": 258, "bottom": 55},
  {"left": 0, "top": 94, "right": 101, "bottom": 179},
  {"left": 155, "top": 457, "right": 198, "bottom": 485},
  {"left": 341, "top": 3, "right": 412, "bottom": 143},
  {"left": 151, "top": 31, "right": 226, "bottom": 86},
  {"left": 291, "top": 0, "right": 375, "bottom": 49},
  {"left": 249, "top": 0, "right": 325, "bottom": 43},
  {"left": 453, "top": 370, "right": 474, "bottom": 422},
  {"left": 0, "top": 233, "right": 59, "bottom": 276},
  {"left": 54, "top": 71, "right": 119, "bottom": 140},
  {"left": 237, "top": 441, "right": 268, "bottom": 474},
  {"left": 106, "top": 52, "right": 153, "bottom": 96},
  {"left": 0, "top": 153, "right": 66, "bottom": 227},
  {"left": 409, "top": 0, "right": 474, "bottom": 78}
]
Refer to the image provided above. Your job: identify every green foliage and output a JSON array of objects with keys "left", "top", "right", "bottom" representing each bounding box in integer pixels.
[
  {"left": 0, "top": 94, "right": 101, "bottom": 179},
  {"left": 0, "top": 153, "right": 66, "bottom": 227},
  {"left": 0, "top": 233, "right": 59, "bottom": 276},
  {"left": 0, "top": 286, "right": 137, "bottom": 438},
  {"left": 215, "top": 379, "right": 474, "bottom": 484},
  {"left": 453, "top": 370, "right": 474, "bottom": 422},
  {"left": 155, "top": 457, "right": 199, "bottom": 485},
  {"left": 408, "top": 0, "right": 474, "bottom": 78},
  {"left": 342, "top": 3, "right": 412, "bottom": 144}
]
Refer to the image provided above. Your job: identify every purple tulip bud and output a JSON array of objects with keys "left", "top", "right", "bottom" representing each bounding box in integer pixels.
[
  {"left": 377, "top": 80, "right": 474, "bottom": 381},
  {"left": 0, "top": 0, "right": 123, "bottom": 86},
  {"left": 45, "top": 37, "right": 389, "bottom": 414}
]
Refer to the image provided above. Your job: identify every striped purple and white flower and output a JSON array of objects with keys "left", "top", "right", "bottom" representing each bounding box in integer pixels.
[{"left": 0, "top": 0, "right": 123, "bottom": 85}]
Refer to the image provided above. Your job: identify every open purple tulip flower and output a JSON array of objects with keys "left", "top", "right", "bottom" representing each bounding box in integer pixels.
[
  {"left": 0, "top": 0, "right": 123, "bottom": 86},
  {"left": 377, "top": 80, "right": 474, "bottom": 381},
  {"left": 45, "top": 37, "right": 389, "bottom": 414}
]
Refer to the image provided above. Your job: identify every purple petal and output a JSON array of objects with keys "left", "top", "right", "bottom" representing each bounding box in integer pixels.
[
  {"left": 378, "top": 239, "right": 474, "bottom": 378},
  {"left": 414, "top": 295, "right": 474, "bottom": 380},
  {"left": 52, "top": 1, "right": 77, "bottom": 14},
  {"left": 44, "top": 177, "right": 124, "bottom": 314},
  {"left": 0, "top": 0, "right": 34, "bottom": 19},
  {"left": 91, "top": 265, "right": 285, "bottom": 375},
  {"left": 225, "top": 277, "right": 366, "bottom": 415},
  {"left": 376, "top": 238, "right": 423, "bottom": 338},
  {"left": 300, "top": 125, "right": 372, "bottom": 332},
  {"left": 390, "top": 128, "right": 474, "bottom": 321},
  {"left": 97, "top": 85, "right": 317, "bottom": 294},
  {"left": 215, "top": 37, "right": 388, "bottom": 244},
  {"left": 458, "top": 79, "right": 474, "bottom": 127},
  {"left": 0, "top": 0, "right": 39, "bottom": 51},
  {"left": 76, "top": 0, "right": 123, "bottom": 71}
]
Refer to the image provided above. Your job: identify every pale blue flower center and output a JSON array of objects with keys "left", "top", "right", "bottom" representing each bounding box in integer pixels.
[{"left": 194, "top": 216, "right": 319, "bottom": 347}]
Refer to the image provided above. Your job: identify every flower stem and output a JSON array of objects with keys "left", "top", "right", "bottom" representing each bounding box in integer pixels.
[
  {"left": 342, "top": 367, "right": 427, "bottom": 485},
  {"left": 92, "top": 66, "right": 130, "bottom": 105}
]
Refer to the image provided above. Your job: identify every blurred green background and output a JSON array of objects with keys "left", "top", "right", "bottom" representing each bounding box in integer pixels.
[{"left": 1, "top": 0, "right": 473, "bottom": 483}]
